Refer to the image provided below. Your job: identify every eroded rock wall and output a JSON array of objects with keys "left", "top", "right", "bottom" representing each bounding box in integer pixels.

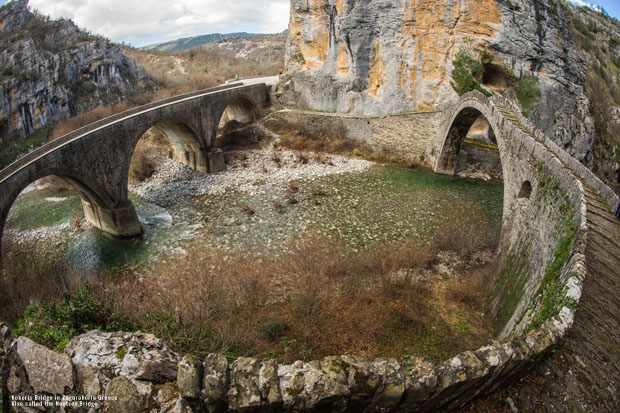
[
  {"left": 282, "top": 0, "right": 595, "bottom": 163},
  {"left": 0, "top": 0, "right": 152, "bottom": 141}
]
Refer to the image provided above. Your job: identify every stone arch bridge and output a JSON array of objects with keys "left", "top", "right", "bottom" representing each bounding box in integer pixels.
[{"left": 0, "top": 83, "right": 269, "bottom": 256}]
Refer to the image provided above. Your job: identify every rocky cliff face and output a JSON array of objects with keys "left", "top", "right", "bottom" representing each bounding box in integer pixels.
[
  {"left": 282, "top": 0, "right": 597, "bottom": 168},
  {"left": 0, "top": 0, "right": 152, "bottom": 143}
]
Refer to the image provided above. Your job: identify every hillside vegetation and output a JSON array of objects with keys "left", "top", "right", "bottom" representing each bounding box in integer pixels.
[
  {"left": 122, "top": 32, "right": 286, "bottom": 99},
  {"left": 142, "top": 32, "right": 256, "bottom": 52},
  {"left": 569, "top": 4, "right": 620, "bottom": 190}
]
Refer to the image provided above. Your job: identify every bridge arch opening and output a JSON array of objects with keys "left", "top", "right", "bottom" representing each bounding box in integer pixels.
[
  {"left": 215, "top": 97, "right": 259, "bottom": 149},
  {"left": 435, "top": 107, "right": 503, "bottom": 180},
  {"left": 1, "top": 171, "right": 141, "bottom": 271},
  {"left": 130, "top": 120, "right": 208, "bottom": 177}
]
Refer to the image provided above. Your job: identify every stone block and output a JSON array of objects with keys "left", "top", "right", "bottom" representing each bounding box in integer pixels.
[
  {"left": 178, "top": 355, "right": 204, "bottom": 400},
  {"left": 203, "top": 353, "right": 229, "bottom": 412},
  {"left": 228, "top": 357, "right": 263, "bottom": 411},
  {"left": 15, "top": 336, "right": 74, "bottom": 395}
]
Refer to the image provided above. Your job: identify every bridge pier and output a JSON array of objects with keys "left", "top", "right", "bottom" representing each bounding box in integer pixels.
[
  {"left": 206, "top": 149, "right": 225, "bottom": 173},
  {"left": 81, "top": 198, "right": 143, "bottom": 238}
]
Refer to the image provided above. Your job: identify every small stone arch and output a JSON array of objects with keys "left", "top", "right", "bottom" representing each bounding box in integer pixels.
[
  {"left": 518, "top": 180, "right": 532, "bottom": 199},
  {"left": 217, "top": 96, "right": 258, "bottom": 135},
  {"left": 131, "top": 120, "right": 208, "bottom": 173}
]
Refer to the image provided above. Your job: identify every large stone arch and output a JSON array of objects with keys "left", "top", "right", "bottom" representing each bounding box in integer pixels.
[
  {"left": 0, "top": 167, "right": 141, "bottom": 262},
  {"left": 433, "top": 93, "right": 515, "bottom": 247},
  {"left": 434, "top": 100, "right": 507, "bottom": 179}
]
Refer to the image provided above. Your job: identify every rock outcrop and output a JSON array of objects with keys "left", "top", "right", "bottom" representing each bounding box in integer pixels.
[
  {"left": 281, "top": 0, "right": 596, "bottom": 167},
  {"left": 0, "top": 0, "right": 152, "bottom": 142}
]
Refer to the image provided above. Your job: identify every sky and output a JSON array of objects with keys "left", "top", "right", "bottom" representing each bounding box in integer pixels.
[
  {"left": 0, "top": 0, "right": 618, "bottom": 48},
  {"left": 0, "top": 0, "right": 290, "bottom": 47}
]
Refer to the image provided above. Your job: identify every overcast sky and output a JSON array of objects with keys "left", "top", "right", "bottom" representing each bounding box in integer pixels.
[
  {"left": 1, "top": 0, "right": 619, "bottom": 48},
  {"left": 4, "top": 0, "right": 291, "bottom": 47}
]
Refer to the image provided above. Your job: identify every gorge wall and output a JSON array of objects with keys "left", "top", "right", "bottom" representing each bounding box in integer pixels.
[
  {"left": 281, "top": 0, "right": 596, "bottom": 168},
  {"left": 0, "top": 0, "right": 152, "bottom": 143}
]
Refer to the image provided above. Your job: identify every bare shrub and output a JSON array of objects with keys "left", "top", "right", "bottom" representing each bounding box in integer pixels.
[
  {"left": 434, "top": 205, "right": 500, "bottom": 257},
  {"left": 446, "top": 265, "right": 493, "bottom": 309},
  {"left": 271, "top": 150, "right": 282, "bottom": 168},
  {"left": 272, "top": 201, "right": 284, "bottom": 213},
  {"left": 295, "top": 151, "right": 308, "bottom": 164},
  {"left": 50, "top": 102, "right": 132, "bottom": 140},
  {"left": 0, "top": 239, "right": 94, "bottom": 325},
  {"left": 128, "top": 150, "right": 157, "bottom": 184},
  {"left": 239, "top": 204, "right": 255, "bottom": 215},
  {"left": 285, "top": 194, "right": 298, "bottom": 205},
  {"left": 286, "top": 180, "right": 299, "bottom": 193},
  {"left": 309, "top": 186, "right": 326, "bottom": 196}
]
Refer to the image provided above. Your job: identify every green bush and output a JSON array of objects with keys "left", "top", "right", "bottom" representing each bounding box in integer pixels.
[
  {"left": 450, "top": 50, "right": 492, "bottom": 97},
  {"left": 512, "top": 72, "right": 542, "bottom": 117},
  {"left": 14, "top": 283, "right": 134, "bottom": 351}
]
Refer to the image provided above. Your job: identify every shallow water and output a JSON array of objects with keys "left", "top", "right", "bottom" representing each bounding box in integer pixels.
[{"left": 3, "top": 163, "right": 503, "bottom": 271}]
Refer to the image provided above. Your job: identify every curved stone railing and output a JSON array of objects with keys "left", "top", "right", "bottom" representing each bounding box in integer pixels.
[
  {"left": 490, "top": 93, "right": 617, "bottom": 208},
  {"left": 0, "top": 92, "right": 612, "bottom": 412},
  {"left": 0, "top": 82, "right": 248, "bottom": 183}
]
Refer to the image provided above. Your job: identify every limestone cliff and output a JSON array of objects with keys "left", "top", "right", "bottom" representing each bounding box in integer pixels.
[
  {"left": 0, "top": 0, "right": 152, "bottom": 143},
  {"left": 282, "top": 0, "right": 596, "bottom": 168}
]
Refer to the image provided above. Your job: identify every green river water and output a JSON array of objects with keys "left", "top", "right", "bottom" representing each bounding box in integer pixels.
[{"left": 3, "top": 163, "right": 503, "bottom": 271}]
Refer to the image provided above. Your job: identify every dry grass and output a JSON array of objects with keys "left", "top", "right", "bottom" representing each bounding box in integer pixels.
[
  {"left": 50, "top": 102, "right": 134, "bottom": 141},
  {"left": 265, "top": 114, "right": 396, "bottom": 162},
  {"left": 2, "top": 221, "right": 497, "bottom": 363}
]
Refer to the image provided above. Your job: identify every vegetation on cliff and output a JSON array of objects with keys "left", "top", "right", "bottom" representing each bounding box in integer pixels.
[
  {"left": 450, "top": 50, "right": 493, "bottom": 98},
  {"left": 569, "top": 5, "right": 620, "bottom": 189},
  {"left": 450, "top": 49, "right": 541, "bottom": 117}
]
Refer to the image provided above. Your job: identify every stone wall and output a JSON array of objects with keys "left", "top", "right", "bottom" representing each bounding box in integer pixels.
[
  {"left": 0, "top": 325, "right": 567, "bottom": 412},
  {"left": 277, "top": 109, "right": 442, "bottom": 166}
]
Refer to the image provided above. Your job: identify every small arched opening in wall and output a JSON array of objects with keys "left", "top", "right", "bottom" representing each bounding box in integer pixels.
[
  {"left": 0, "top": 119, "right": 8, "bottom": 145},
  {"left": 128, "top": 120, "right": 208, "bottom": 183},
  {"left": 215, "top": 97, "right": 259, "bottom": 150},
  {"left": 482, "top": 63, "right": 508, "bottom": 92},
  {"left": 518, "top": 180, "right": 532, "bottom": 199}
]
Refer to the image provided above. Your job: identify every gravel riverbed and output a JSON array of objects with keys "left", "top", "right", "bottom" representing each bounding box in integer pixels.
[{"left": 129, "top": 148, "right": 373, "bottom": 208}]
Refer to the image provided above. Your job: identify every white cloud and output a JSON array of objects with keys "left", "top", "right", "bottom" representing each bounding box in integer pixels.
[{"left": 26, "top": 0, "right": 290, "bottom": 46}]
